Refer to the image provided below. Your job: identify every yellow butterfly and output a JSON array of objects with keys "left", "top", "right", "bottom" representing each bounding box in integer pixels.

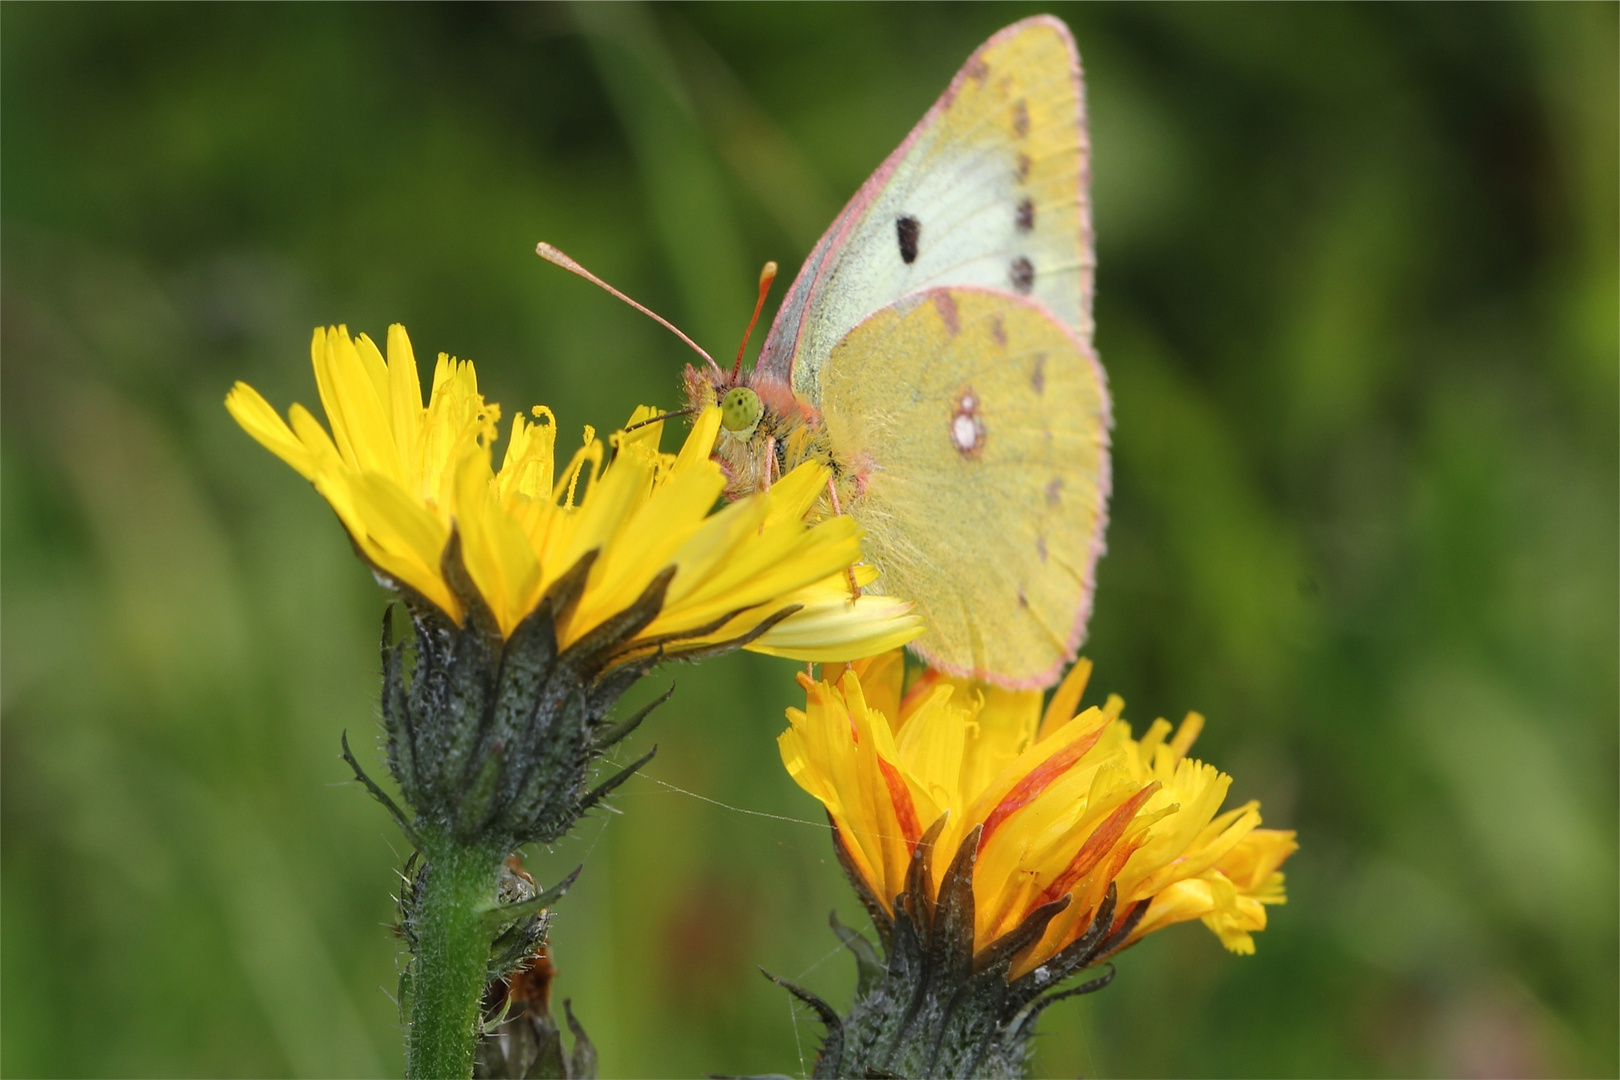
[{"left": 547, "top": 17, "right": 1110, "bottom": 690}]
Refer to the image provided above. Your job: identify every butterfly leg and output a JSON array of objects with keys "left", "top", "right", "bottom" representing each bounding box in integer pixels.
[
  {"left": 763, "top": 436, "right": 777, "bottom": 492},
  {"left": 825, "top": 476, "right": 862, "bottom": 601}
]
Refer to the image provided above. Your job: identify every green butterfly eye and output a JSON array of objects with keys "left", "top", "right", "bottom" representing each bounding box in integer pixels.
[{"left": 720, "top": 386, "right": 763, "bottom": 435}]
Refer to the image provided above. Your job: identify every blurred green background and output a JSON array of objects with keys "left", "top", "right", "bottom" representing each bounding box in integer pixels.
[{"left": 3, "top": 4, "right": 1615, "bottom": 1077}]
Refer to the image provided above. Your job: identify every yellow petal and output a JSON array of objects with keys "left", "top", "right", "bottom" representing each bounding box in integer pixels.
[
  {"left": 225, "top": 382, "right": 316, "bottom": 478},
  {"left": 453, "top": 446, "right": 542, "bottom": 635},
  {"left": 312, "top": 327, "right": 404, "bottom": 484},
  {"left": 354, "top": 332, "right": 392, "bottom": 424},
  {"left": 387, "top": 324, "right": 425, "bottom": 475},
  {"left": 672, "top": 405, "right": 721, "bottom": 474},
  {"left": 1037, "top": 657, "right": 1093, "bottom": 741}
]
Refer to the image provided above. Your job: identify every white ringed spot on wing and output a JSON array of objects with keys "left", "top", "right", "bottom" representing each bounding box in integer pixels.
[{"left": 950, "top": 387, "right": 985, "bottom": 458}]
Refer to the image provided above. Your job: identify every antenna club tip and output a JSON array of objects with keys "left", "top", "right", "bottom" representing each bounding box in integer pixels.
[
  {"left": 536, "top": 242, "right": 574, "bottom": 267},
  {"left": 760, "top": 261, "right": 779, "bottom": 285}
]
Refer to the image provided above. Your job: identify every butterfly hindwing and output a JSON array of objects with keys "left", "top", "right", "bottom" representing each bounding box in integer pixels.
[{"left": 820, "top": 288, "right": 1110, "bottom": 689}]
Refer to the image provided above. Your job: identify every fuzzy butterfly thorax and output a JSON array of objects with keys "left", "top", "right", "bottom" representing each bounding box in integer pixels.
[
  {"left": 682, "top": 362, "right": 852, "bottom": 516},
  {"left": 686, "top": 15, "right": 1111, "bottom": 691}
]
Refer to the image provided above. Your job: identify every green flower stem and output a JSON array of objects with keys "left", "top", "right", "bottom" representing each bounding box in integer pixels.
[{"left": 408, "top": 837, "right": 503, "bottom": 1080}]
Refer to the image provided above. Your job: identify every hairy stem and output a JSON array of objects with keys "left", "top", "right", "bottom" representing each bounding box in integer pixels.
[{"left": 408, "top": 838, "right": 503, "bottom": 1080}]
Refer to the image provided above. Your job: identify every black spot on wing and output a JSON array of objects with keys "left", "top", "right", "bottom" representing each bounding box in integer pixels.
[
  {"left": 1010, "top": 256, "right": 1035, "bottom": 295},
  {"left": 896, "top": 215, "right": 920, "bottom": 264},
  {"left": 1016, "top": 197, "right": 1035, "bottom": 233}
]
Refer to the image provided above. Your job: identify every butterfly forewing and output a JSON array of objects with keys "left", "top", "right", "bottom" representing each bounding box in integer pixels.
[{"left": 755, "top": 17, "right": 1094, "bottom": 410}]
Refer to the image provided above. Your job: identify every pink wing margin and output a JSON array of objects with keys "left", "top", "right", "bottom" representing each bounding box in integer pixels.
[{"left": 751, "top": 15, "right": 1112, "bottom": 691}]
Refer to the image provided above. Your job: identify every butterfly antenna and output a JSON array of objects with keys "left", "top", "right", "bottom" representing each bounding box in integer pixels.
[
  {"left": 623, "top": 407, "right": 695, "bottom": 434},
  {"left": 536, "top": 242, "right": 723, "bottom": 377},
  {"left": 732, "top": 260, "right": 778, "bottom": 380}
]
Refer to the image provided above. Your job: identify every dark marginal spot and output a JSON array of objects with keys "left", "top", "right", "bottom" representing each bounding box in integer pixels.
[
  {"left": 991, "top": 316, "right": 1007, "bottom": 348},
  {"left": 1012, "top": 99, "right": 1030, "bottom": 138},
  {"left": 1016, "top": 197, "right": 1035, "bottom": 233},
  {"left": 1010, "top": 256, "right": 1035, "bottom": 295},
  {"left": 1045, "top": 477, "right": 1064, "bottom": 506},
  {"left": 932, "top": 292, "right": 960, "bottom": 337},
  {"left": 1015, "top": 153, "right": 1032, "bottom": 183},
  {"left": 1031, "top": 354, "right": 1046, "bottom": 395},
  {"left": 1017, "top": 586, "right": 1029, "bottom": 609},
  {"left": 965, "top": 57, "right": 989, "bottom": 82},
  {"left": 896, "top": 215, "right": 920, "bottom": 264},
  {"left": 1036, "top": 535, "right": 1048, "bottom": 563}
]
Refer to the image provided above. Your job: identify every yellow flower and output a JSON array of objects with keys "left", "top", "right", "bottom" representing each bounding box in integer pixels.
[
  {"left": 779, "top": 651, "right": 1296, "bottom": 979},
  {"left": 227, "top": 325, "right": 922, "bottom": 661}
]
